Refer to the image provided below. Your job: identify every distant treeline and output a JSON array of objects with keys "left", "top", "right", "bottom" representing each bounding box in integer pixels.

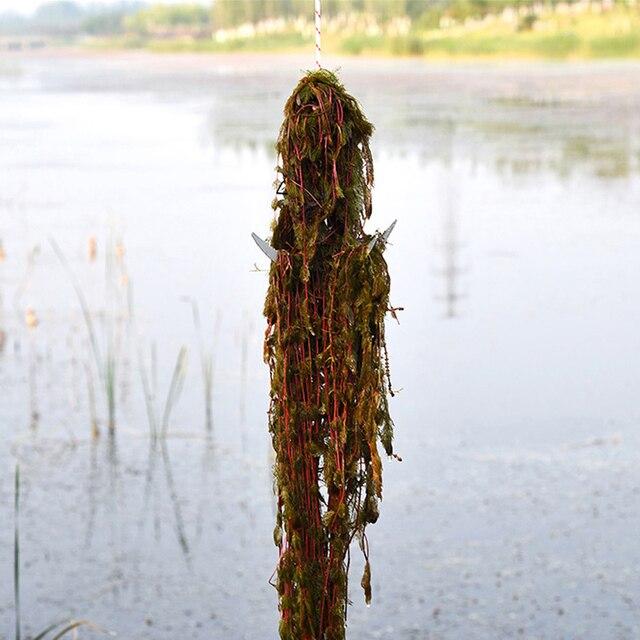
[
  {"left": 0, "top": 1, "right": 146, "bottom": 36},
  {"left": 1, "top": 1, "right": 627, "bottom": 37},
  {"left": 212, "top": 0, "right": 430, "bottom": 27},
  {"left": 211, "top": 0, "right": 562, "bottom": 28}
]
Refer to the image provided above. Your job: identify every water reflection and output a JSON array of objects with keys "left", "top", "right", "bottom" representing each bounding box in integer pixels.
[
  {"left": 203, "top": 61, "right": 640, "bottom": 180},
  {"left": 436, "top": 190, "right": 465, "bottom": 319},
  {"left": 159, "top": 439, "right": 191, "bottom": 561}
]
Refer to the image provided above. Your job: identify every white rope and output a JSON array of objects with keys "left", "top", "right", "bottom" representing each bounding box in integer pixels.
[{"left": 314, "top": 0, "right": 322, "bottom": 68}]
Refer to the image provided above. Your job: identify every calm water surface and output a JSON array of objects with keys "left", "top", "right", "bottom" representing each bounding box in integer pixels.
[{"left": 0, "top": 51, "right": 639, "bottom": 639}]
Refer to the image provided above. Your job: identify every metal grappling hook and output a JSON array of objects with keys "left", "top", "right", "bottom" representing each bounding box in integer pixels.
[{"left": 251, "top": 219, "right": 397, "bottom": 263}]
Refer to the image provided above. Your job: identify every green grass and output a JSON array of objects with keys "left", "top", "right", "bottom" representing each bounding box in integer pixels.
[
  {"left": 340, "top": 34, "right": 384, "bottom": 55},
  {"left": 589, "top": 33, "right": 640, "bottom": 57},
  {"left": 530, "top": 32, "right": 582, "bottom": 58}
]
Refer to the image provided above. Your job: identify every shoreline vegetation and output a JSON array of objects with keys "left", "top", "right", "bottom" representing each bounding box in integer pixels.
[{"left": 3, "top": 1, "right": 640, "bottom": 60}]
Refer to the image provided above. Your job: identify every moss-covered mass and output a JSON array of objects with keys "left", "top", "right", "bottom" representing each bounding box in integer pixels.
[{"left": 263, "top": 70, "right": 395, "bottom": 640}]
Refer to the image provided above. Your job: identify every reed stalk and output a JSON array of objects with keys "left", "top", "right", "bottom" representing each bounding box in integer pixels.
[
  {"left": 138, "top": 342, "right": 158, "bottom": 440},
  {"left": 126, "top": 283, "right": 158, "bottom": 439},
  {"left": 50, "top": 238, "right": 119, "bottom": 431},
  {"left": 160, "top": 346, "right": 188, "bottom": 438}
]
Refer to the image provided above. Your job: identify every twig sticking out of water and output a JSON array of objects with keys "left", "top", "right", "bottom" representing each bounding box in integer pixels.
[{"left": 32, "top": 620, "right": 96, "bottom": 640}]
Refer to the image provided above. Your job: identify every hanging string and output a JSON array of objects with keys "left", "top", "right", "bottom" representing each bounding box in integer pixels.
[{"left": 314, "top": 0, "right": 322, "bottom": 68}]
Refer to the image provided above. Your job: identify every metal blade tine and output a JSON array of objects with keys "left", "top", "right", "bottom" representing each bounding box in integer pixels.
[
  {"left": 366, "top": 219, "right": 397, "bottom": 257},
  {"left": 366, "top": 235, "right": 378, "bottom": 255},
  {"left": 382, "top": 219, "right": 397, "bottom": 243},
  {"left": 251, "top": 232, "right": 278, "bottom": 262}
]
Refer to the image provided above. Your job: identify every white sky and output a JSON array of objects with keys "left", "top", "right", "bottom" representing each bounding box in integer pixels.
[{"left": 0, "top": 0, "right": 211, "bottom": 16}]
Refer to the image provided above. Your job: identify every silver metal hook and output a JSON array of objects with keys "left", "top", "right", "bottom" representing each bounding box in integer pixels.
[
  {"left": 366, "top": 219, "right": 397, "bottom": 256},
  {"left": 251, "top": 232, "right": 278, "bottom": 262},
  {"left": 252, "top": 219, "right": 396, "bottom": 262}
]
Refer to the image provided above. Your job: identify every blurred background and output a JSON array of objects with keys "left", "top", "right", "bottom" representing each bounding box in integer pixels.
[{"left": 1, "top": 1, "right": 640, "bottom": 639}]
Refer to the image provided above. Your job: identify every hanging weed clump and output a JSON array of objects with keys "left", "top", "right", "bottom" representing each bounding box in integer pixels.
[{"left": 261, "top": 69, "right": 396, "bottom": 640}]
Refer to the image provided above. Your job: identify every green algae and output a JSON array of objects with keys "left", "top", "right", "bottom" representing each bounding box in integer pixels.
[{"left": 263, "top": 69, "right": 396, "bottom": 640}]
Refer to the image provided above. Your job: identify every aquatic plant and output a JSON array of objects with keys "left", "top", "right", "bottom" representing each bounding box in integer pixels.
[
  {"left": 129, "top": 284, "right": 188, "bottom": 443},
  {"left": 31, "top": 620, "right": 98, "bottom": 640},
  {"left": 137, "top": 340, "right": 159, "bottom": 439},
  {"left": 160, "top": 345, "right": 188, "bottom": 438},
  {"left": 51, "top": 237, "right": 124, "bottom": 433},
  {"left": 131, "top": 327, "right": 191, "bottom": 559},
  {"left": 263, "top": 69, "right": 395, "bottom": 640}
]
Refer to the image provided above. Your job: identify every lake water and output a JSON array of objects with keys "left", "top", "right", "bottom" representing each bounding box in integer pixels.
[{"left": 1, "top": 51, "right": 639, "bottom": 640}]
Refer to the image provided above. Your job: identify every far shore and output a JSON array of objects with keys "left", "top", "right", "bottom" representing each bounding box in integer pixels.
[{"left": 6, "top": 45, "right": 640, "bottom": 70}]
